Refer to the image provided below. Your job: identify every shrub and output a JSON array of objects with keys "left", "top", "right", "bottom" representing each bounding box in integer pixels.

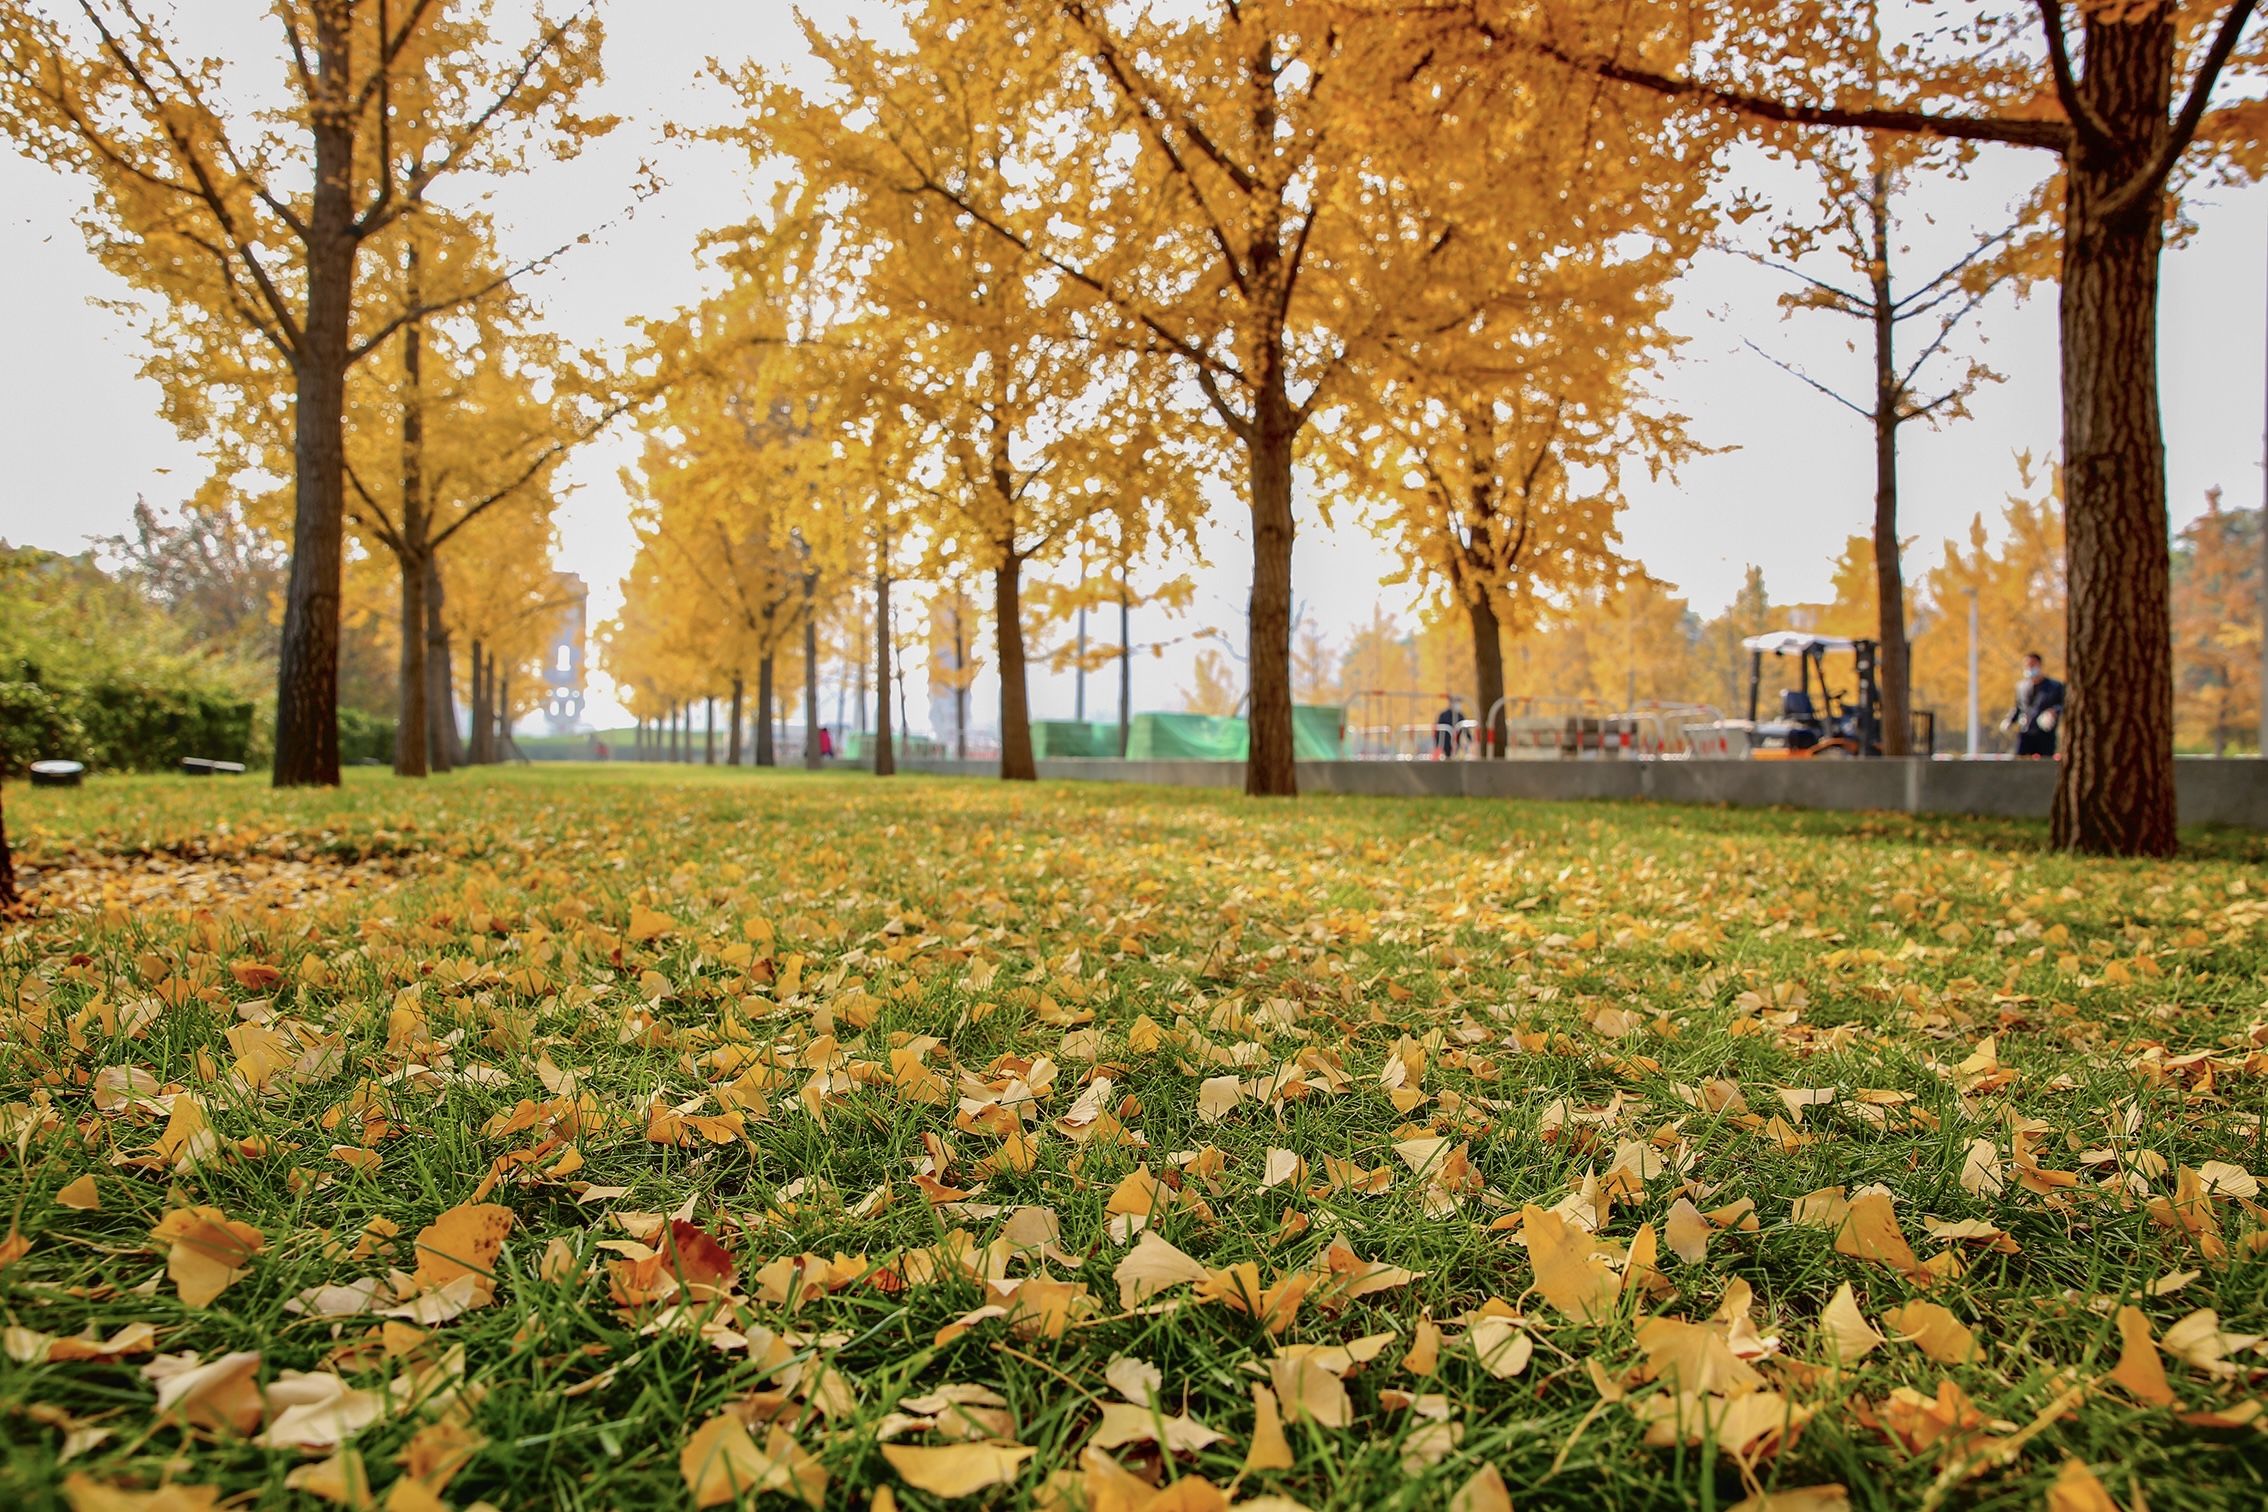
[
  {"left": 0, "top": 675, "right": 253, "bottom": 776},
  {"left": 338, "top": 707, "right": 397, "bottom": 766},
  {"left": 0, "top": 681, "right": 90, "bottom": 776}
]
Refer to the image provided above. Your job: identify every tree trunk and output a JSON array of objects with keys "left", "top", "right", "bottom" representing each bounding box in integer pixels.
[
  {"left": 705, "top": 695, "right": 717, "bottom": 765},
  {"left": 1466, "top": 592, "right": 1507, "bottom": 759},
  {"left": 728, "top": 677, "right": 745, "bottom": 766},
  {"left": 874, "top": 565, "right": 897, "bottom": 777},
  {"left": 804, "top": 579, "right": 823, "bottom": 770},
  {"left": 390, "top": 220, "right": 430, "bottom": 779},
  {"left": 2051, "top": 19, "right": 2179, "bottom": 856},
  {"left": 425, "top": 558, "right": 459, "bottom": 772},
  {"left": 997, "top": 554, "right": 1037, "bottom": 781},
  {"left": 1075, "top": 600, "right": 1089, "bottom": 722},
  {"left": 466, "top": 642, "right": 484, "bottom": 765},
  {"left": 756, "top": 657, "right": 777, "bottom": 767},
  {"left": 954, "top": 602, "right": 970, "bottom": 760},
  {"left": 394, "top": 548, "right": 431, "bottom": 778},
  {"left": 1868, "top": 169, "right": 1914, "bottom": 758},
  {"left": 272, "top": 18, "right": 357, "bottom": 789},
  {"left": 497, "top": 670, "right": 511, "bottom": 759},
  {"left": 1119, "top": 587, "right": 1132, "bottom": 757},
  {"left": 1245, "top": 399, "right": 1298, "bottom": 796},
  {"left": 0, "top": 783, "right": 17, "bottom": 911}
]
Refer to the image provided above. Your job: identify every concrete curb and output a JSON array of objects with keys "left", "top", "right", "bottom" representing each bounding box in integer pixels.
[{"left": 894, "top": 756, "right": 2267, "bottom": 829}]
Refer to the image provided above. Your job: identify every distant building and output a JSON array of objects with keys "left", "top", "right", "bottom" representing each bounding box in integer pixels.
[{"left": 544, "top": 573, "right": 588, "bottom": 732}]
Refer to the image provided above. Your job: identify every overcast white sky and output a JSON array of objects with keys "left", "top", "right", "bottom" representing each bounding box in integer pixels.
[{"left": 2, "top": 2, "right": 2263, "bottom": 735}]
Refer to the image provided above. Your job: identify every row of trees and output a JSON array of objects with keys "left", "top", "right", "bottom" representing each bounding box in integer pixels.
[
  {"left": 602, "top": 0, "right": 1714, "bottom": 797},
  {"left": 7, "top": 3, "right": 2263, "bottom": 856},
  {"left": 1, "top": 0, "right": 621, "bottom": 786},
  {"left": 602, "top": 0, "right": 2264, "bottom": 856}
]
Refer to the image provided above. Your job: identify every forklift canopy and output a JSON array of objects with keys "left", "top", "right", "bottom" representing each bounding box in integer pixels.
[{"left": 1743, "top": 631, "right": 1859, "bottom": 657}]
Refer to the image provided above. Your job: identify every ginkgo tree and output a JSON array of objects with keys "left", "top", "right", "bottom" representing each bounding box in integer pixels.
[
  {"left": 735, "top": 21, "right": 1199, "bottom": 783},
  {"left": 1489, "top": 0, "right": 2268, "bottom": 852},
  {"left": 796, "top": 0, "right": 1620, "bottom": 796},
  {"left": 342, "top": 203, "right": 616, "bottom": 777},
  {"left": 1728, "top": 125, "right": 2047, "bottom": 756},
  {"left": 1346, "top": 255, "right": 1697, "bottom": 756},
  {"left": 0, "top": 0, "right": 614, "bottom": 787}
]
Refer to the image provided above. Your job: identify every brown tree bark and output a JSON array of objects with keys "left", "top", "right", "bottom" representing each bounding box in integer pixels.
[
  {"left": 476, "top": 643, "right": 495, "bottom": 765},
  {"left": 1118, "top": 587, "right": 1132, "bottom": 757},
  {"left": 1245, "top": 398, "right": 1298, "bottom": 796},
  {"left": 873, "top": 562, "right": 897, "bottom": 777},
  {"left": 1869, "top": 172, "right": 1914, "bottom": 758},
  {"left": 728, "top": 677, "right": 745, "bottom": 766},
  {"left": 394, "top": 550, "right": 430, "bottom": 776},
  {"left": 392, "top": 240, "right": 431, "bottom": 777},
  {"left": 996, "top": 552, "right": 1037, "bottom": 782},
  {"left": 425, "top": 558, "right": 459, "bottom": 772},
  {"left": 1467, "top": 592, "right": 1508, "bottom": 758},
  {"left": 272, "top": 16, "right": 356, "bottom": 789},
  {"left": 2052, "top": 23, "right": 2179, "bottom": 854},
  {"left": 756, "top": 657, "right": 777, "bottom": 767},
  {"left": 954, "top": 600, "right": 971, "bottom": 761},
  {"left": 0, "top": 783, "right": 18, "bottom": 911},
  {"left": 804, "top": 575, "right": 823, "bottom": 771}
]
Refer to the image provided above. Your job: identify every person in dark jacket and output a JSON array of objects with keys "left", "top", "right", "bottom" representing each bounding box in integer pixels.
[
  {"left": 1434, "top": 697, "right": 1461, "bottom": 758},
  {"left": 2004, "top": 652, "right": 2066, "bottom": 758}
]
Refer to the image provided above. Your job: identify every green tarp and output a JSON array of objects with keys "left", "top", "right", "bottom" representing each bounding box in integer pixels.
[
  {"left": 838, "top": 732, "right": 946, "bottom": 762},
  {"left": 1031, "top": 721, "right": 1125, "bottom": 758},
  {"left": 1126, "top": 706, "right": 1344, "bottom": 761}
]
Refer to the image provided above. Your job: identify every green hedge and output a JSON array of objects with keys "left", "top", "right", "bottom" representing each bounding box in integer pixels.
[
  {"left": 1, "top": 676, "right": 255, "bottom": 776},
  {"left": 0, "top": 682, "right": 89, "bottom": 775},
  {"left": 339, "top": 708, "right": 397, "bottom": 766}
]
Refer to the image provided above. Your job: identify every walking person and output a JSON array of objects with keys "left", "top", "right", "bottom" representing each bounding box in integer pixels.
[
  {"left": 2003, "top": 652, "right": 2066, "bottom": 758},
  {"left": 1433, "top": 695, "right": 1462, "bottom": 759}
]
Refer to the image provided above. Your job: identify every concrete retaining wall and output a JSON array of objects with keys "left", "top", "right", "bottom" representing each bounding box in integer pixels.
[{"left": 897, "top": 756, "right": 2267, "bottom": 829}]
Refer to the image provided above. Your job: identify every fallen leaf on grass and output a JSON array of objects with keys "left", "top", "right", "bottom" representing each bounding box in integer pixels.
[
  {"left": 150, "top": 1208, "right": 263, "bottom": 1309},
  {"left": 1834, "top": 1192, "right": 1921, "bottom": 1276},
  {"left": 680, "top": 1414, "right": 826, "bottom": 1508},
  {"left": 57, "top": 1174, "right": 101, "bottom": 1211},
  {"left": 1449, "top": 1464, "right": 1513, "bottom": 1512},
  {"left": 1089, "top": 1401, "right": 1222, "bottom": 1454},
  {"left": 1114, "top": 1232, "right": 1206, "bottom": 1306},
  {"left": 145, "top": 1351, "right": 263, "bottom": 1435},
  {"left": 283, "top": 1450, "right": 371, "bottom": 1506},
  {"left": 1266, "top": 1353, "right": 1351, "bottom": 1431},
  {"left": 254, "top": 1371, "right": 385, "bottom": 1451},
  {"left": 410, "top": 1202, "right": 513, "bottom": 1306},
  {"left": 2046, "top": 1458, "right": 2121, "bottom": 1512},
  {"left": 1665, "top": 1198, "right": 1710, "bottom": 1264},
  {"left": 1727, "top": 1487, "right": 1850, "bottom": 1512},
  {"left": 1819, "top": 1284, "right": 1883, "bottom": 1362},
  {"left": 881, "top": 1441, "right": 1034, "bottom": 1498},
  {"left": 1882, "top": 1301, "right": 1979, "bottom": 1365},
  {"left": 1466, "top": 1316, "right": 1534, "bottom": 1379},
  {"left": 2108, "top": 1305, "right": 2175, "bottom": 1407},
  {"left": 1402, "top": 1317, "right": 1439, "bottom": 1376},
  {"left": 1636, "top": 1317, "right": 1763, "bottom": 1394},
  {"left": 1198, "top": 1074, "right": 1242, "bottom": 1123},
  {"left": 59, "top": 1476, "right": 221, "bottom": 1512},
  {"left": 8, "top": 1321, "right": 158, "bottom": 1367},
  {"left": 1522, "top": 1206, "right": 1618, "bottom": 1322},
  {"left": 1243, "top": 1384, "right": 1294, "bottom": 1472}
]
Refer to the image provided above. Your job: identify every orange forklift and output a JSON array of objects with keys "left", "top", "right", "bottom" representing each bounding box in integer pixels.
[{"left": 1742, "top": 631, "right": 1890, "bottom": 759}]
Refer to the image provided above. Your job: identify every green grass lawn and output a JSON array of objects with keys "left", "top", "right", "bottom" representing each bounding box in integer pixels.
[{"left": 3, "top": 766, "right": 2265, "bottom": 1511}]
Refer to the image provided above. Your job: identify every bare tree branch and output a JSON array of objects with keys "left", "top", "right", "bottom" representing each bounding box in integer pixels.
[{"left": 1742, "top": 338, "right": 1871, "bottom": 420}]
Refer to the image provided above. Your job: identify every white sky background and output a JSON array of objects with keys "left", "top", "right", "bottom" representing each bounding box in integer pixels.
[{"left": 1, "top": 2, "right": 2263, "bottom": 736}]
